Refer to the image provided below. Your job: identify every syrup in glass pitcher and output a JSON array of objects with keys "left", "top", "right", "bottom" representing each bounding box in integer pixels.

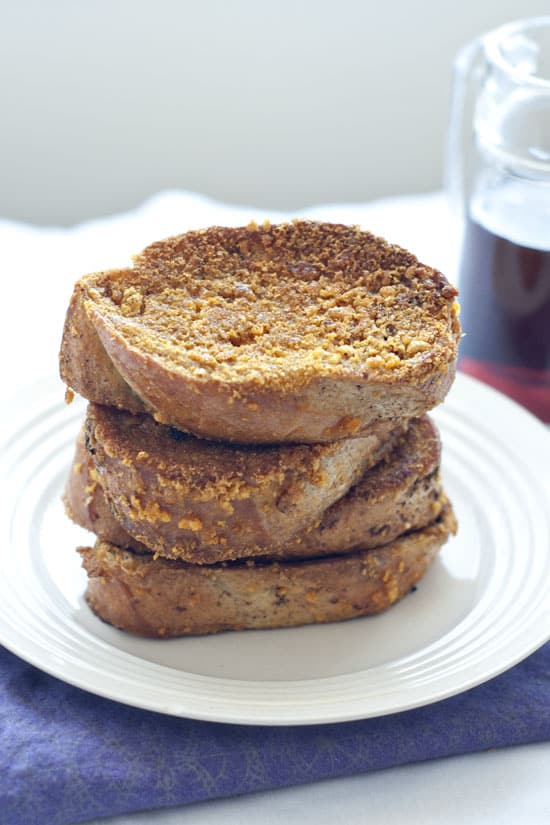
[{"left": 448, "top": 17, "right": 550, "bottom": 421}]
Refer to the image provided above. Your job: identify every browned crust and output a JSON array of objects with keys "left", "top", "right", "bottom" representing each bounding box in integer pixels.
[
  {"left": 66, "top": 415, "right": 444, "bottom": 562},
  {"left": 59, "top": 282, "right": 147, "bottom": 415},
  {"left": 78, "top": 505, "right": 456, "bottom": 637},
  {"left": 84, "top": 403, "right": 405, "bottom": 562},
  {"left": 286, "top": 415, "right": 443, "bottom": 557},
  {"left": 60, "top": 221, "right": 460, "bottom": 444},
  {"left": 64, "top": 426, "right": 136, "bottom": 550}
]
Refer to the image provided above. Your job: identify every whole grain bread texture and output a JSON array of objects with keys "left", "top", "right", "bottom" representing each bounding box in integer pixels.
[
  {"left": 83, "top": 403, "right": 405, "bottom": 563},
  {"left": 60, "top": 221, "right": 460, "bottom": 444},
  {"left": 78, "top": 504, "right": 456, "bottom": 637},
  {"left": 66, "top": 414, "right": 444, "bottom": 562}
]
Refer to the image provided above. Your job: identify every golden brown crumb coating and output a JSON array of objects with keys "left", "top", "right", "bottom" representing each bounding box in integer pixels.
[{"left": 60, "top": 221, "right": 460, "bottom": 443}]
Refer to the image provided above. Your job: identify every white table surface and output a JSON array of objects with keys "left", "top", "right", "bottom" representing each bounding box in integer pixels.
[{"left": 1, "top": 190, "right": 548, "bottom": 825}]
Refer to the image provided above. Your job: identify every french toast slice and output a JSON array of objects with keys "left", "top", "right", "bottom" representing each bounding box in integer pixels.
[
  {"left": 78, "top": 505, "right": 456, "bottom": 637},
  {"left": 66, "top": 415, "right": 444, "bottom": 563},
  {"left": 81, "top": 403, "right": 405, "bottom": 563},
  {"left": 60, "top": 221, "right": 460, "bottom": 444}
]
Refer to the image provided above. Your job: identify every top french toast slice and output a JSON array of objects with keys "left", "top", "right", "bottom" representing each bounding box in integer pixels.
[{"left": 59, "top": 221, "right": 460, "bottom": 444}]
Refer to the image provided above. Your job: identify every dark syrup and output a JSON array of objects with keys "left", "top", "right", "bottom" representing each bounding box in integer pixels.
[{"left": 458, "top": 217, "right": 550, "bottom": 421}]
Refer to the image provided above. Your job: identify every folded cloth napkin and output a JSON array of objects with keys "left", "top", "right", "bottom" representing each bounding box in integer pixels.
[{"left": 1, "top": 641, "right": 549, "bottom": 825}]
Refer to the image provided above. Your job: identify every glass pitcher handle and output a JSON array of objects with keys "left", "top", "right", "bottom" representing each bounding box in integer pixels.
[{"left": 445, "top": 38, "right": 486, "bottom": 219}]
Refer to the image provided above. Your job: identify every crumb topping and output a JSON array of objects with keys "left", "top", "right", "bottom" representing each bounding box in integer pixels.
[
  {"left": 87, "top": 402, "right": 377, "bottom": 503},
  {"left": 83, "top": 221, "right": 460, "bottom": 388}
]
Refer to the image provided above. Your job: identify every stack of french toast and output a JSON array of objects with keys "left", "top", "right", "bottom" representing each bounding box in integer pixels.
[{"left": 60, "top": 221, "right": 460, "bottom": 637}]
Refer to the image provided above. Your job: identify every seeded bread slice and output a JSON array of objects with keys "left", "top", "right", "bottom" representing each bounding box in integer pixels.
[
  {"left": 60, "top": 221, "right": 460, "bottom": 444},
  {"left": 78, "top": 505, "right": 456, "bottom": 637},
  {"left": 66, "top": 415, "right": 443, "bottom": 562},
  {"left": 83, "top": 403, "right": 405, "bottom": 563}
]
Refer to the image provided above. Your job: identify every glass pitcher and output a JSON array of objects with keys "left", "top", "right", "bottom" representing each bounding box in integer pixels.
[{"left": 448, "top": 17, "right": 550, "bottom": 421}]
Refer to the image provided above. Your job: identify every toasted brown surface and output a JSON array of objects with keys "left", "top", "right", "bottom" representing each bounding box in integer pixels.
[
  {"left": 83, "top": 403, "right": 405, "bottom": 563},
  {"left": 60, "top": 221, "right": 460, "bottom": 443},
  {"left": 64, "top": 427, "right": 137, "bottom": 550},
  {"left": 78, "top": 504, "right": 456, "bottom": 637},
  {"left": 285, "top": 414, "right": 443, "bottom": 558},
  {"left": 66, "top": 415, "right": 444, "bottom": 562}
]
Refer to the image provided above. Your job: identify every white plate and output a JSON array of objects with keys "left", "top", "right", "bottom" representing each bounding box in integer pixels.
[{"left": 0, "top": 373, "right": 549, "bottom": 726}]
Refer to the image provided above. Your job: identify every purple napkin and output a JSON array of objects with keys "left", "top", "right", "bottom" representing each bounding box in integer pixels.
[{"left": 1, "top": 641, "right": 549, "bottom": 825}]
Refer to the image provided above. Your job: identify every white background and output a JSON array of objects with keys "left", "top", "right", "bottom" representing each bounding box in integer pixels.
[{"left": 2, "top": 0, "right": 550, "bottom": 226}]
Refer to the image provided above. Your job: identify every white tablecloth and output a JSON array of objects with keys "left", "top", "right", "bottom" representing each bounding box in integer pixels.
[{"left": 1, "top": 190, "right": 548, "bottom": 824}]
